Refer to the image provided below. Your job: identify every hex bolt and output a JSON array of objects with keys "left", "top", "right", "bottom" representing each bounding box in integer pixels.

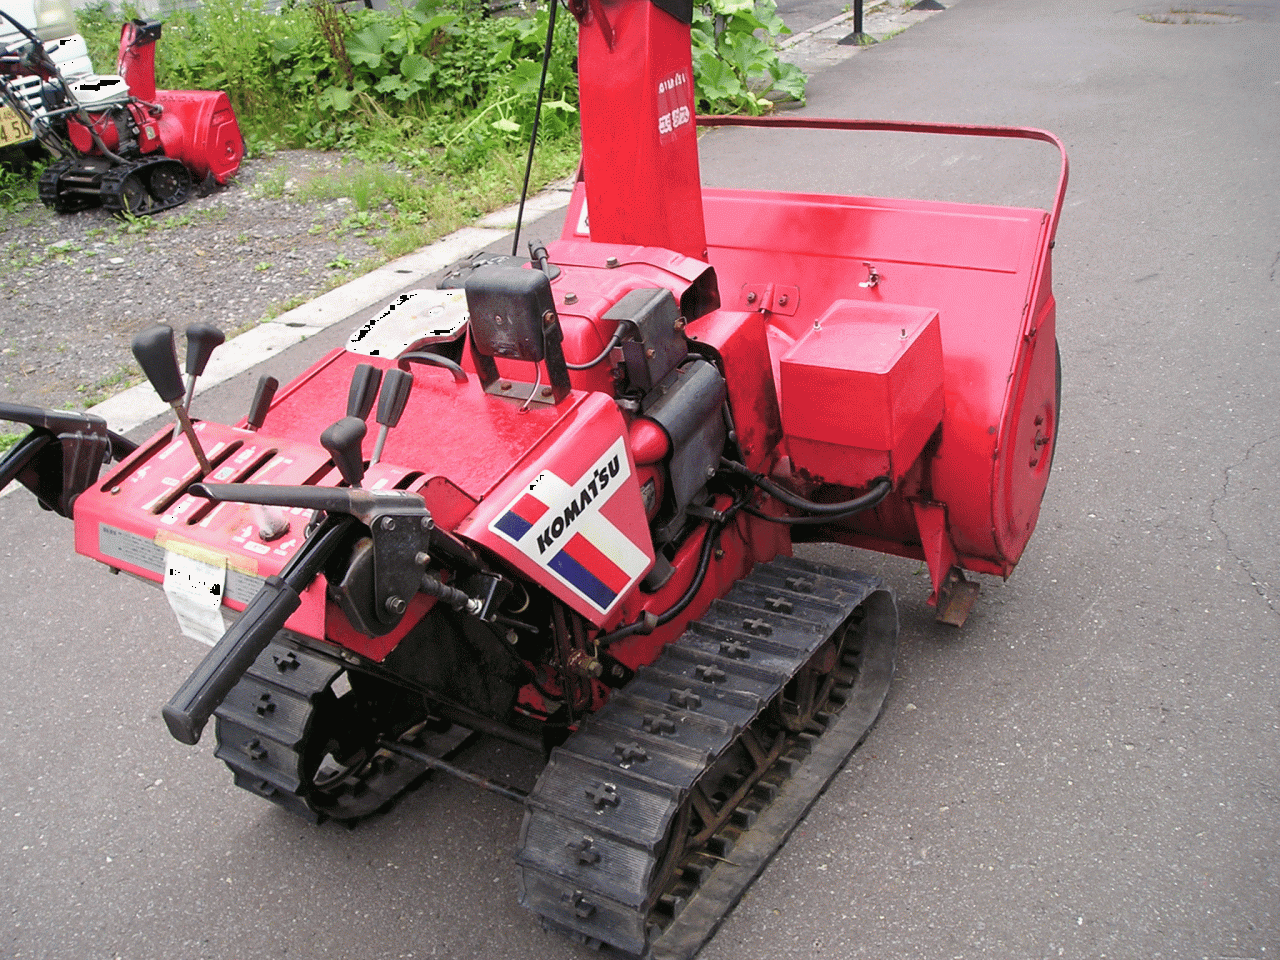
[
  {"left": 778, "top": 294, "right": 789, "bottom": 307},
  {"left": 385, "top": 595, "right": 407, "bottom": 615},
  {"left": 746, "top": 291, "right": 757, "bottom": 304}
]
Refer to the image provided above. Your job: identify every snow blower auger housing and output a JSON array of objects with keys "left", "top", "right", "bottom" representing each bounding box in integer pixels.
[
  {"left": 0, "top": 0, "right": 1066, "bottom": 955},
  {"left": 0, "top": 13, "right": 243, "bottom": 215}
]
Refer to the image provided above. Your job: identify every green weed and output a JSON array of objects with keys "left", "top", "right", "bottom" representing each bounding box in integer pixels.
[{"left": 74, "top": 365, "right": 142, "bottom": 407}]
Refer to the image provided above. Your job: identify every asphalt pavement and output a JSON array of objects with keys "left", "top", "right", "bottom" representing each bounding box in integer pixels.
[{"left": 2, "top": 1, "right": 1278, "bottom": 958}]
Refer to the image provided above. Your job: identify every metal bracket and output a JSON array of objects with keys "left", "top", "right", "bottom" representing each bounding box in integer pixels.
[{"left": 740, "top": 283, "right": 799, "bottom": 316}]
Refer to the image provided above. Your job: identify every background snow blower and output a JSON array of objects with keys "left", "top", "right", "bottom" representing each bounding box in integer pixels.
[
  {"left": 0, "top": 10, "right": 243, "bottom": 214},
  {"left": 0, "top": 0, "right": 1066, "bottom": 955}
]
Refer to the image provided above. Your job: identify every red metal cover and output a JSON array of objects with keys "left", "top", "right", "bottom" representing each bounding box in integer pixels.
[
  {"left": 458, "top": 393, "right": 654, "bottom": 626},
  {"left": 780, "top": 300, "right": 943, "bottom": 489}
]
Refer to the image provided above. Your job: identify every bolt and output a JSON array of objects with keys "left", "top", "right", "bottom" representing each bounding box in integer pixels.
[
  {"left": 778, "top": 294, "right": 789, "bottom": 307},
  {"left": 500, "top": 381, "right": 512, "bottom": 391},
  {"left": 541, "top": 387, "right": 553, "bottom": 398},
  {"left": 605, "top": 256, "right": 619, "bottom": 268},
  {"left": 564, "top": 292, "right": 578, "bottom": 305},
  {"left": 420, "top": 515, "right": 434, "bottom": 531},
  {"left": 746, "top": 291, "right": 757, "bottom": 304},
  {"left": 414, "top": 551, "right": 430, "bottom": 566},
  {"left": 385, "top": 595, "right": 407, "bottom": 615},
  {"left": 110, "top": 486, "right": 121, "bottom": 495},
  {"left": 646, "top": 348, "right": 656, "bottom": 359},
  {"left": 381, "top": 517, "right": 396, "bottom": 531}
]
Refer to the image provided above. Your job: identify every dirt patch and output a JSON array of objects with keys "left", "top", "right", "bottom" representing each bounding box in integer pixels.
[{"left": 0, "top": 150, "right": 389, "bottom": 415}]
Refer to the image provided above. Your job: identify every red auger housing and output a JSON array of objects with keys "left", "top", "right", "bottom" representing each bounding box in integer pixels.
[{"left": 0, "top": 0, "right": 1065, "bottom": 956}]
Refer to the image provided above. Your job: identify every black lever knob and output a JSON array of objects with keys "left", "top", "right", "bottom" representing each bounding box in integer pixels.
[
  {"left": 246, "top": 375, "right": 278, "bottom": 431},
  {"left": 321, "top": 416, "right": 367, "bottom": 488},
  {"left": 184, "top": 323, "right": 225, "bottom": 376},
  {"left": 377, "top": 368, "right": 413, "bottom": 428},
  {"left": 183, "top": 323, "right": 226, "bottom": 411},
  {"left": 371, "top": 368, "right": 413, "bottom": 464},
  {"left": 347, "top": 363, "right": 383, "bottom": 421},
  {"left": 131, "top": 325, "right": 184, "bottom": 405}
]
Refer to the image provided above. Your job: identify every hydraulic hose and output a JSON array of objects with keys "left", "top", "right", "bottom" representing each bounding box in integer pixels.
[
  {"left": 597, "top": 498, "right": 742, "bottom": 647},
  {"left": 720, "top": 457, "right": 892, "bottom": 521}
]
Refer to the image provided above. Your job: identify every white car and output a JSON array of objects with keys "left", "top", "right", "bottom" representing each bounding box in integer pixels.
[{"left": 1, "top": 0, "right": 95, "bottom": 151}]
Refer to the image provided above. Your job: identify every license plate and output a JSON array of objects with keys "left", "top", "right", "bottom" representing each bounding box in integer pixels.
[{"left": 0, "top": 103, "right": 34, "bottom": 147}]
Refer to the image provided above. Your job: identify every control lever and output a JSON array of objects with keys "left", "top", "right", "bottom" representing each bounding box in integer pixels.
[
  {"left": 371, "top": 368, "right": 412, "bottom": 464},
  {"left": 245, "top": 375, "right": 278, "bottom": 431},
  {"left": 347, "top": 363, "right": 383, "bottom": 420},
  {"left": 321, "top": 416, "right": 366, "bottom": 488},
  {"left": 182, "top": 323, "right": 225, "bottom": 413},
  {"left": 160, "top": 513, "right": 353, "bottom": 746},
  {"left": 193, "top": 481, "right": 436, "bottom": 631},
  {"left": 131, "top": 325, "right": 212, "bottom": 474}
]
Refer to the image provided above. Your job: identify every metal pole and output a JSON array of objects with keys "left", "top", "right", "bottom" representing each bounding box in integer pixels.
[{"left": 837, "top": 0, "right": 875, "bottom": 46}]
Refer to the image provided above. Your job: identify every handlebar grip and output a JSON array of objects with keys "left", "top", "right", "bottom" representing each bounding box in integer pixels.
[
  {"left": 160, "top": 515, "right": 351, "bottom": 745},
  {"left": 161, "top": 573, "right": 301, "bottom": 745}
]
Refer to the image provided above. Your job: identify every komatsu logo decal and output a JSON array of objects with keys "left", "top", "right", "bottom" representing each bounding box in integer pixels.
[{"left": 490, "top": 437, "right": 649, "bottom": 612}]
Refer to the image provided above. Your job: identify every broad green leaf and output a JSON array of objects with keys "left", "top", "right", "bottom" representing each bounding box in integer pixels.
[
  {"left": 318, "top": 86, "right": 357, "bottom": 112},
  {"left": 400, "top": 53, "right": 434, "bottom": 84},
  {"left": 508, "top": 60, "right": 543, "bottom": 97},
  {"left": 348, "top": 23, "right": 397, "bottom": 69}
]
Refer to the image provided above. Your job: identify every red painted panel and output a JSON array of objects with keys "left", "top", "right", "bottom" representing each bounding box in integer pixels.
[{"left": 780, "top": 300, "right": 943, "bottom": 488}]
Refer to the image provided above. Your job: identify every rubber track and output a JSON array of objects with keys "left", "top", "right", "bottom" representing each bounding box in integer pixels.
[
  {"left": 515, "top": 555, "right": 897, "bottom": 959},
  {"left": 38, "top": 158, "right": 98, "bottom": 213},
  {"left": 100, "top": 157, "right": 191, "bottom": 216},
  {"left": 212, "top": 639, "right": 430, "bottom": 823}
]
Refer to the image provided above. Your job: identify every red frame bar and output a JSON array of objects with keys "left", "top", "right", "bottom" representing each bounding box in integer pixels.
[{"left": 696, "top": 115, "right": 1070, "bottom": 243}]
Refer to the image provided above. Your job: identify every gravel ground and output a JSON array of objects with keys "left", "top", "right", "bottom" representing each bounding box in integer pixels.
[{"left": 0, "top": 150, "right": 390, "bottom": 414}]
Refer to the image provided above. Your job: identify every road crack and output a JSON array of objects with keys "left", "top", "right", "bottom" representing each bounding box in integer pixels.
[{"left": 1210, "top": 435, "right": 1279, "bottom": 617}]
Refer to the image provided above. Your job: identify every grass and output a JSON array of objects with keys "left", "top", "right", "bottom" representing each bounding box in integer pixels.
[{"left": 74, "top": 366, "right": 143, "bottom": 408}]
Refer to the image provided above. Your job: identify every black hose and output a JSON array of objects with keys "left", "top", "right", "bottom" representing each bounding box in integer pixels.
[
  {"left": 741, "top": 495, "right": 888, "bottom": 525},
  {"left": 597, "top": 499, "right": 742, "bottom": 647},
  {"left": 720, "top": 457, "right": 891, "bottom": 516},
  {"left": 566, "top": 326, "right": 626, "bottom": 370}
]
